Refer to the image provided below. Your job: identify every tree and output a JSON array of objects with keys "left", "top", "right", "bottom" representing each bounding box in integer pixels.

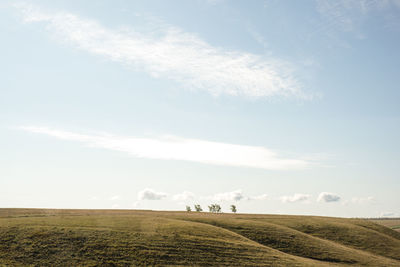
[
  {"left": 186, "top": 205, "right": 191, "bottom": 212},
  {"left": 194, "top": 204, "right": 202, "bottom": 212},
  {"left": 215, "top": 204, "right": 222, "bottom": 213},
  {"left": 208, "top": 205, "right": 214, "bottom": 213},
  {"left": 230, "top": 205, "right": 237, "bottom": 213},
  {"left": 208, "top": 204, "right": 222, "bottom": 213}
]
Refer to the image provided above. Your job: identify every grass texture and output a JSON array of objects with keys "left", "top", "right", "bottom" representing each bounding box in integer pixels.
[{"left": 0, "top": 209, "right": 399, "bottom": 266}]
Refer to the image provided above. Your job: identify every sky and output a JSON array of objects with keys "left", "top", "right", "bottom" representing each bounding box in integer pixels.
[{"left": 1, "top": 0, "right": 399, "bottom": 217}]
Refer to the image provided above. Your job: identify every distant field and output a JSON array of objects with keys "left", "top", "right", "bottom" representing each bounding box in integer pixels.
[
  {"left": 370, "top": 218, "right": 400, "bottom": 232},
  {"left": 1, "top": 209, "right": 400, "bottom": 266}
]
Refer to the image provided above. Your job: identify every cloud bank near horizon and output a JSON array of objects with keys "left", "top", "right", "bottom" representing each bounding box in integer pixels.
[
  {"left": 19, "top": 126, "right": 312, "bottom": 170},
  {"left": 138, "top": 188, "right": 167, "bottom": 201},
  {"left": 210, "top": 190, "right": 245, "bottom": 202},
  {"left": 14, "top": 3, "right": 306, "bottom": 99},
  {"left": 102, "top": 188, "right": 366, "bottom": 207},
  {"left": 280, "top": 193, "right": 311, "bottom": 203},
  {"left": 318, "top": 192, "right": 341, "bottom": 203}
]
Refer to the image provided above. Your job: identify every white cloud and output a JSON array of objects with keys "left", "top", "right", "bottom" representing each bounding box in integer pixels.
[
  {"left": 138, "top": 188, "right": 167, "bottom": 200},
  {"left": 317, "top": 192, "right": 341, "bottom": 203},
  {"left": 280, "top": 193, "right": 311, "bottom": 203},
  {"left": 14, "top": 3, "right": 305, "bottom": 99},
  {"left": 20, "top": 126, "right": 312, "bottom": 170},
  {"left": 249, "top": 193, "right": 269, "bottom": 200},
  {"left": 173, "top": 191, "right": 195, "bottom": 201},
  {"left": 209, "top": 190, "right": 245, "bottom": 202},
  {"left": 205, "top": 191, "right": 270, "bottom": 202}
]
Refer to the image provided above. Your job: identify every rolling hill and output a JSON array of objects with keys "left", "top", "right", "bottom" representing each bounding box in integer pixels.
[{"left": 1, "top": 209, "right": 399, "bottom": 266}]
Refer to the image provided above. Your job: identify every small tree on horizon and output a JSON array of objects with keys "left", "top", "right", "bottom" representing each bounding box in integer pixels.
[
  {"left": 194, "top": 204, "right": 202, "bottom": 212},
  {"left": 186, "top": 205, "right": 191, "bottom": 212},
  {"left": 215, "top": 204, "right": 222, "bottom": 213},
  {"left": 208, "top": 204, "right": 222, "bottom": 213},
  {"left": 230, "top": 205, "right": 237, "bottom": 213},
  {"left": 208, "top": 205, "right": 214, "bottom": 213}
]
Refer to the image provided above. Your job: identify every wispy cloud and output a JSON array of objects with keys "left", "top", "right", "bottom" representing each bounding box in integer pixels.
[
  {"left": 14, "top": 3, "right": 305, "bottom": 99},
  {"left": 315, "top": 0, "right": 400, "bottom": 35},
  {"left": 209, "top": 190, "right": 245, "bottom": 202},
  {"left": 315, "top": 0, "right": 363, "bottom": 33},
  {"left": 138, "top": 188, "right": 167, "bottom": 200},
  {"left": 204, "top": 190, "right": 271, "bottom": 202},
  {"left": 20, "top": 126, "right": 312, "bottom": 170},
  {"left": 280, "top": 193, "right": 311, "bottom": 203},
  {"left": 317, "top": 192, "right": 341, "bottom": 203},
  {"left": 247, "top": 27, "right": 269, "bottom": 49}
]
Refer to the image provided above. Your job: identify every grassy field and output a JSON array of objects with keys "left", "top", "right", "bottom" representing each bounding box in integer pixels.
[
  {"left": 370, "top": 218, "right": 400, "bottom": 232},
  {"left": 1, "top": 209, "right": 399, "bottom": 266}
]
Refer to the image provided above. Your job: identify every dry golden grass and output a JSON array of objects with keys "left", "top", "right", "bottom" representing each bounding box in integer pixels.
[
  {"left": 0, "top": 209, "right": 399, "bottom": 266},
  {"left": 370, "top": 218, "right": 400, "bottom": 232}
]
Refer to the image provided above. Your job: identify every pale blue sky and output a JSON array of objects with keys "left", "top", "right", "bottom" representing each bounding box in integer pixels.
[{"left": 1, "top": 0, "right": 399, "bottom": 217}]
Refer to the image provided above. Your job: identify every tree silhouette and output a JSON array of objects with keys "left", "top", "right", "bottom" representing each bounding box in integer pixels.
[
  {"left": 215, "top": 204, "right": 221, "bottom": 213},
  {"left": 230, "top": 205, "right": 237, "bottom": 213},
  {"left": 194, "top": 204, "right": 202, "bottom": 212},
  {"left": 208, "top": 205, "right": 214, "bottom": 213},
  {"left": 208, "top": 204, "right": 222, "bottom": 213}
]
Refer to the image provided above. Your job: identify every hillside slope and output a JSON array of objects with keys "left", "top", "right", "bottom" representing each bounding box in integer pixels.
[{"left": 0, "top": 209, "right": 399, "bottom": 266}]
